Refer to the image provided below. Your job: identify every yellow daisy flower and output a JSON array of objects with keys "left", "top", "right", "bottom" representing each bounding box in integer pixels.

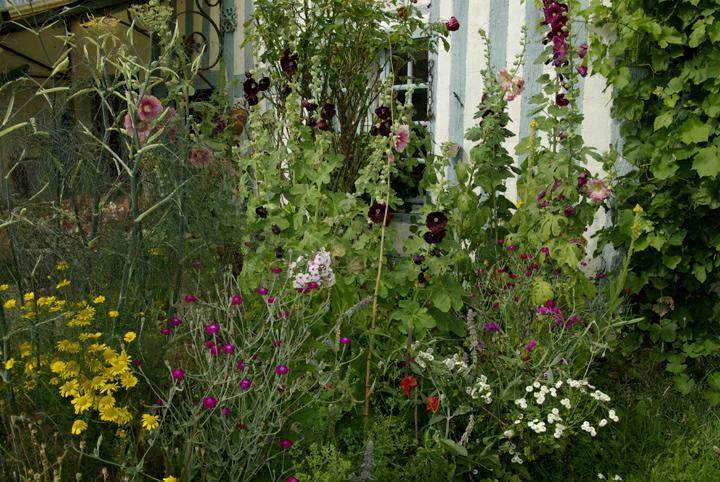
[
  {"left": 3, "top": 299, "right": 16, "bottom": 309},
  {"left": 108, "top": 310, "right": 119, "bottom": 318},
  {"left": 163, "top": 477, "right": 178, "bottom": 482},
  {"left": 71, "top": 419, "right": 87, "bottom": 435},
  {"left": 4, "top": 358, "right": 15, "bottom": 370},
  {"left": 56, "top": 279, "right": 71, "bottom": 289},
  {"left": 141, "top": 413, "right": 159, "bottom": 430},
  {"left": 93, "top": 295, "right": 106, "bottom": 304},
  {"left": 0, "top": 284, "right": 8, "bottom": 291},
  {"left": 123, "top": 331, "right": 137, "bottom": 343}
]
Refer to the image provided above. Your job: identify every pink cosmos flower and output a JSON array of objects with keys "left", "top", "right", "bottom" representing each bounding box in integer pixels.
[
  {"left": 394, "top": 124, "right": 410, "bottom": 153},
  {"left": 190, "top": 147, "right": 213, "bottom": 167},
  {"left": 123, "top": 113, "right": 151, "bottom": 142},
  {"left": 171, "top": 368, "right": 185, "bottom": 381},
  {"left": 138, "top": 95, "right": 163, "bottom": 121},
  {"left": 587, "top": 179, "right": 610, "bottom": 203},
  {"left": 202, "top": 396, "right": 217, "bottom": 409}
]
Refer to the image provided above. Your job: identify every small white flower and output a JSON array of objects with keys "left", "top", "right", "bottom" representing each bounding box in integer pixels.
[
  {"left": 514, "top": 398, "right": 527, "bottom": 409},
  {"left": 598, "top": 418, "right": 608, "bottom": 427},
  {"left": 533, "top": 381, "right": 541, "bottom": 388},
  {"left": 560, "top": 398, "right": 572, "bottom": 409},
  {"left": 598, "top": 474, "right": 606, "bottom": 480},
  {"left": 608, "top": 409, "right": 619, "bottom": 422},
  {"left": 503, "top": 429, "right": 514, "bottom": 438},
  {"left": 590, "top": 390, "right": 611, "bottom": 402},
  {"left": 553, "top": 423, "right": 565, "bottom": 439},
  {"left": 511, "top": 454, "right": 523, "bottom": 465},
  {"left": 525, "top": 385, "right": 534, "bottom": 393},
  {"left": 613, "top": 476, "right": 623, "bottom": 481},
  {"left": 555, "top": 380, "right": 564, "bottom": 389},
  {"left": 549, "top": 387, "right": 557, "bottom": 397}
]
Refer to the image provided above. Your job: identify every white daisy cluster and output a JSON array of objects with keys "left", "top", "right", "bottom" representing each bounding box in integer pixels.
[
  {"left": 288, "top": 248, "right": 335, "bottom": 289},
  {"left": 443, "top": 353, "right": 470, "bottom": 374},
  {"left": 590, "top": 389, "right": 611, "bottom": 402},
  {"left": 414, "top": 348, "right": 435, "bottom": 369},
  {"left": 581, "top": 420, "right": 597, "bottom": 437},
  {"left": 527, "top": 419, "right": 547, "bottom": 434},
  {"left": 466, "top": 375, "right": 492, "bottom": 404}
]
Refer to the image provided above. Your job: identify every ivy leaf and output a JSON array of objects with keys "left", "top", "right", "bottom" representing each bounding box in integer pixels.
[
  {"left": 679, "top": 117, "right": 711, "bottom": 144},
  {"left": 692, "top": 146, "right": 720, "bottom": 178}
]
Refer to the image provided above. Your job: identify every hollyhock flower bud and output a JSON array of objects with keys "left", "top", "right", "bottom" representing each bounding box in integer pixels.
[
  {"left": 171, "top": 368, "right": 185, "bottom": 381},
  {"left": 577, "top": 65, "right": 588, "bottom": 77},
  {"left": 306, "top": 116, "right": 318, "bottom": 128},
  {"left": 281, "top": 83, "right": 292, "bottom": 96},
  {"left": 231, "top": 295, "right": 244, "bottom": 306},
  {"left": 537, "top": 190, "right": 546, "bottom": 201},
  {"left": 578, "top": 42, "right": 588, "bottom": 58},
  {"left": 279, "top": 438, "right": 293, "bottom": 450},
  {"left": 317, "top": 119, "right": 330, "bottom": 131},
  {"left": 257, "top": 287, "right": 268, "bottom": 296},
  {"left": 340, "top": 337, "right": 351, "bottom": 345},
  {"left": 258, "top": 76, "right": 271, "bottom": 91},
  {"left": 202, "top": 396, "right": 217, "bottom": 409},
  {"left": 275, "top": 364, "right": 289, "bottom": 376},
  {"left": 138, "top": 95, "right": 163, "bottom": 121},
  {"left": 170, "top": 317, "right": 182, "bottom": 327},
  {"left": 446, "top": 16, "right": 460, "bottom": 31},
  {"left": 275, "top": 246, "right": 285, "bottom": 258},
  {"left": 240, "top": 378, "right": 252, "bottom": 390},
  {"left": 378, "top": 120, "right": 392, "bottom": 137},
  {"left": 267, "top": 296, "right": 276, "bottom": 304},
  {"left": 556, "top": 93, "right": 570, "bottom": 107},
  {"left": 205, "top": 323, "right": 220, "bottom": 334},
  {"left": 577, "top": 171, "right": 589, "bottom": 187}
]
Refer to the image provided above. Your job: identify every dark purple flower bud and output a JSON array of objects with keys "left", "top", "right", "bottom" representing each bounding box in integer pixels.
[
  {"left": 275, "top": 246, "right": 285, "bottom": 259},
  {"left": 375, "top": 105, "right": 391, "bottom": 120},
  {"left": 412, "top": 254, "right": 425, "bottom": 265},
  {"left": 556, "top": 93, "right": 570, "bottom": 107},
  {"left": 369, "top": 125, "right": 379, "bottom": 136},
  {"left": 578, "top": 42, "right": 588, "bottom": 59},
  {"left": 378, "top": 120, "right": 392, "bottom": 137},
  {"left": 281, "top": 83, "right": 292, "bottom": 96},
  {"left": 537, "top": 190, "right": 546, "bottom": 201},
  {"left": 317, "top": 119, "right": 330, "bottom": 131},
  {"left": 256, "top": 206, "right": 268, "bottom": 218},
  {"left": 271, "top": 224, "right": 281, "bottom": 235},
  {"left": 307, "top": 117, "right": 318, "bottom": 128},
  {"left": 243, "top": 77, "right": 259, "bottom": 95},
  {"left": 302, "top": 99, "right": 318, "bottom": 111},
  {"left": 564, "top": 205, "right": 575, "bottom": 217},
  {"left": 577, "top": 65, "right": 588, "bottom": 77},
  {"left": 321, "top": 103, "right": 336, "bottom": 120},
  {"left": 258, "top": 76, "right": 270, "bottom": 91},
  {"left": 446, "top": 16, "right": 460, "bottom": 31},
  {"left": 430, "top": 248, "right": 443, "bottom": 257}
]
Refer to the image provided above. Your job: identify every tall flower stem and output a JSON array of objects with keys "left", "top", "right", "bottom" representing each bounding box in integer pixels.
[{"left": 363, "top": 156, "right": 392, "bottom": 429}]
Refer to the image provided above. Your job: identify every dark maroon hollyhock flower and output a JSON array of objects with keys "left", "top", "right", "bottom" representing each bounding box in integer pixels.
[
  {"left": 556, "top": 93, "right": 570, "bottom": 107},
  {"left": 369, "top": 125, "right": 379, "bottom": 136},
  {"left": 378, "top": 120, "right": 392, "bottom": 137},
  {"left": 423, "top": 230, "right": 446, "bottom": 244},
  {"left": 446, "top": 16, "right": 460, "bottom": 31},
  {"left": 271, "top": 224, "right": 281, "bottom": 235},
  {"left": 317, "top": 119, "right": 330, "bottom": 131},
  {"left": 280, "top": 49, "right": 298, "bottom": 76},
  {"left": 258, "top": 77, "right": 270, "bottom": 91},
  {"left": 243, "top": 77, "right": 259, "bottom": 95},
  {"left": 245, "top": 93, "right": 259, "bottom": 106},
  {"left": 577, "top": 65, "right": 588, "bottom": 77},
  {"left": 302, "top": 99, "right": 318, "bottom": 111},
  {"left": 368, "top": 203, "right": 393, "bottom": 226},
  {"left": 275, "top": 246, "right": 285, "bottom": 258},
  {"left": 563, "top": 205, "right": 575, "bottom": 217},
  {"left": 577, "top": 171, "right": 589, "bottom": 188},
  {"left": 375, "top": 105, "right": 391, "bottom": 120},
  {"left": 430, "top": 248, "right": 443, "bottom": 257},
  {"left": 426, "top": 211, "right": 448, "bottom": 233},
  {"left": 412, "top": 254, "right": 425, "bottom": 265},
  {"left": 578, "top": 42, "right": 588, "bottom": 59},
  {"left": 321, "top": 103, "right": 336, "bottom": 120},
  {"left": 307, "top": 117, "right": 318, "bottom": 128},
  {"left": 281, "top": 83, "right": 292, "bottom": 96},
  {"left": 256, "top": 206, "right": 268, "bottom": 218}
]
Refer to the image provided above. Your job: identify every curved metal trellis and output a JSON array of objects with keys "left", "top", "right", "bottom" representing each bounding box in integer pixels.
[{"left": 178, "top": 0, "right": 225, "bottom": 71}]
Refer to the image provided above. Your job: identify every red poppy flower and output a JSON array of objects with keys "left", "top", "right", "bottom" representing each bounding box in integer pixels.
[
  {"left": 426, "top": 395, "right": 440, "bottom": 413},
  {"left": 399, "top": 375, "right": 417, "bottom": 398}
]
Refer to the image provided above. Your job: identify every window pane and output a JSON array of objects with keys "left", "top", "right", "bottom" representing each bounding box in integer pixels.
[
  {"left": 411, "top": 88, "right": 428, "bottom": 122},
  {"left": 412, "top": 51, "right": 429, "bottom": 81}
]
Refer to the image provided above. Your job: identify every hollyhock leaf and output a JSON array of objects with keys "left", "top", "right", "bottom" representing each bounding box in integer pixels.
[
  {"left": 673, "top": 374, "right": 695, "bottom": 395},
  {"left": 692, "top": 147, "right": 720, "bottom": 178},
  {"left": 650, "top": 155, "right": 678, "bottom": 180},
  {"left": 432, "top": 290, "right": 452, "bottom": 312},
  {"left": 679, "top": 117, "right": 710, "bottom": 144},
  {"left": 531, "top": 278, "right": 554, "bottom": 306},
  {"left": 653, "top": 110, "right": 673, "bottom": 131}
]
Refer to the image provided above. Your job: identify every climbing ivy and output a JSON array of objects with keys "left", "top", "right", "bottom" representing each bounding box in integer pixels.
[{"left": 590, "top": 0, "right": 720, "bottom": 399}]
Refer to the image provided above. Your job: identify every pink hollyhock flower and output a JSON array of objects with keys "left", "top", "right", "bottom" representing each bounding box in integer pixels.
[
  {"left": 138, "top": 95, "right": 163, "bottom": 121},
  {"left": 587, "top": 179, "right": 610, "bottom": 203},
  {"left": 446, "top": 16, "right": 460, "bottom": 31},
  {"left": 123, "top": 113, "right": 151, "bottom": 142},
  {"left": 525, "top": 339, "right": 538, "bottom": 352},
  {"left": 190, "top": 147, "right": 213, "bottom": 167},
  {"left": 171, "top": 368, "right": 185, "bottom": 381},
  {"left": 394, "top": 124, "right": 410, "bottom": 153},
  {"left": 279, "top": 438, "right": 293, "bottom": 450},
  {"left": 275, "top": 364, "right": 289, "bottom": 376},
  {"left": 202, "top": 396, "right": 217, "bottom": 409},
  {"left": 496, "top": 69, "right": 513, "bottom": 91}
]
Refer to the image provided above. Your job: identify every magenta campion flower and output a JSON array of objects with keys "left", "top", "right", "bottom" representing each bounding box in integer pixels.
[
  {"left": 171, "top": 368, "right": 186, "bottom": 381},
  {"left": 257, "top": 287, "right": 268, "bottom": 296},
  {"left": 237, "top": 360, "right": 246, "bottom": 371},
  {"left": 541, "top": 246, "right": 550, "bottom": 255},
  {"left": 231, "top": 295, "right": 244, "bottom": 306},
  {"left": 271, "top": 266, "right": 283, "bottom": 274},
  {"left": 275, "top": 364, "right": 289, "bottom": 376},
  {"left": 184, "top": 294, "right": 197, "bottom": 303},
  {"left": 205, "top": 323, "right": 220, "bottom": 334},
  {"left": 525, "top": 339, "right": 539, "bottom": 352},
  {"left": 221, "top": 406, "right": 232, "bottom": 417},
  {"left": 202, "top": 396, "right": 217, "bottom": 409},
  {"left": 287, "top": 477, "right": 299, "bottom": 482},
  {"left": 222, "top": 343, "right": 236, "bottom": 354},
  {"left": 483, "top": 321, "right": 499, "bottom": 334},
  {"left": 267, "top": 296, "right": 276, "bottom": 304},
  {"left": 340, "top": 337, "right": 351, "bottom": 345},
  {"left": 279, "top": 438, "right": 293, "bottom": 450},
  {"left": 240, "top": 378, "right": 252, "bottom": 390},
  {"left": 160, "top": 327, "right": 172, "bottom": 335},
  {"left": 138, "top": 95, "right": 163, "bottom": 121},
  {"left": 587, "top": 179, "right": 610, "bottom": 203},
  {"left": 394, "top": 124, "right": 410, "bottom": 153},
  {"left": 190, "top": 147, "right": 213, "bottom": 167},
  {"left": 192, "top": 259, "right": 202, "bottom": 270},
  {"left": 170, "top": 317, "right": 182, "bottom": 327},
  {"left": 446, "top": 16, "right": 460, "bottom": 31}
]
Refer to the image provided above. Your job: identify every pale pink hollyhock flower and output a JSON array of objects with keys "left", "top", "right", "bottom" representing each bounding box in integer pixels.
[
  {"left": 394, "top": 124, "right": 410, "bottom": 153},
  {"left": 123, "top": 113, "right": 151, "bottom": 142},
  {"left": 190, "top": 147, "right": 213, "bottom": 167},
  {"left": 138, "top": 95, "right": 163, "bottom": 121},
  {"left": 587, "top": 179, "right": 610, "bottom": 203},
  {"left": 496, "top": 69, "right": 513, "bottom": 91}
]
